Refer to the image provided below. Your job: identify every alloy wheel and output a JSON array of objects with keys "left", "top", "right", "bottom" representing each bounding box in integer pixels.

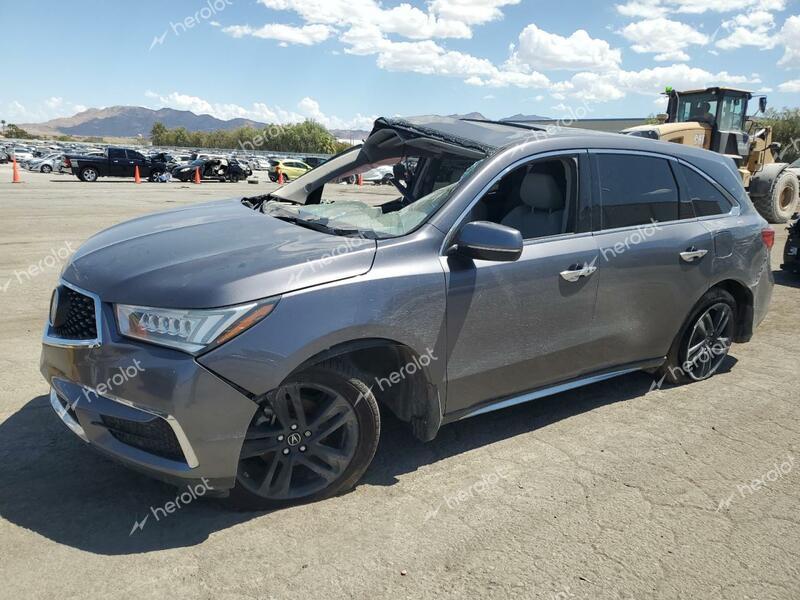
[
  {"left": 683, "top": 302, "right": 733, "bottom": 381},
  {"left": 238, "top": 382, "right": 360, "bottom": 500}
]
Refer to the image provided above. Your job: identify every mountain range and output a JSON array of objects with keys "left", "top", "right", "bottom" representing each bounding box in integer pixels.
[{"left": 18, "top": 106, "right": 551, "bottom": 139}]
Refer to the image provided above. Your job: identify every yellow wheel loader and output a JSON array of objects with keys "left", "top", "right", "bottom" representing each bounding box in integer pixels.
[{"left": 623, "top": 87, "right": 799, "bottom": 223}]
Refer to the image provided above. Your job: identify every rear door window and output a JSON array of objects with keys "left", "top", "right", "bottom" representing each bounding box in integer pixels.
[
  {"left": 108, "top": 148, "right": 126, "bottom": 160},
  {"left": 595, "top": 154, "right": 679, "bottom": 229},
  {"left": 680, "top": 164, "right": 733, "bottom": 217}
]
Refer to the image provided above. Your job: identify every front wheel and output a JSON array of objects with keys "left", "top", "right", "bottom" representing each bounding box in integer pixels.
[
  {"left": 657, "top": 288, "right": 736, "bottom": 385},
  {"left": 148, "top": 170, "right": 164, "bottom": 182},
  {"left": 41, "top": 164, "right": 52, "bottom": 173},
  {"left": 753, "top": 171, "right": 799, "bottom": 224},
  {"left": 226, "top": 360, "right": 380, "bottom": 510}
]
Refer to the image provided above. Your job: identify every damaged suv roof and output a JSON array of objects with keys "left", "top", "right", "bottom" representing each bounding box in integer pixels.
[{"left": 369, "top": 115, "right": 610, "bottom": 155}]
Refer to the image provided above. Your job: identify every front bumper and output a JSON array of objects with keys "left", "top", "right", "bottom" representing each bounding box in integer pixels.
[{"left": 40, "top": 289, "right": 258, "bottom": 491}]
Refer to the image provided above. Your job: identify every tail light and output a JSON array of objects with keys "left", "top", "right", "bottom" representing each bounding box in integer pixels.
[
  {"left": 64, "top": 157, "right": 71, "bottom": 167},
  {"left": 761, "top": 228, "right": 775, "bottom": 249}
]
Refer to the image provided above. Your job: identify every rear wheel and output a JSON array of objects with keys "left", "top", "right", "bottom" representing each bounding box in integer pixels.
[
  {"left": 657, "top": 288, "right": 736, "bottom": 385},
  {"left": 226, "top": 360, "right": 380, "bottom": 510},
  {"left": 79, "top": 167, "right": 98, "bottom": 182},
  {"left": 752, "top": 171, "right": 799, "bottom": 223}
]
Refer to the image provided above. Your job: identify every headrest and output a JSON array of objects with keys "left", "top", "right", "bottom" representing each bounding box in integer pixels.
[{"left": 520, "top": 172, "right": 564, "bottom": 211}]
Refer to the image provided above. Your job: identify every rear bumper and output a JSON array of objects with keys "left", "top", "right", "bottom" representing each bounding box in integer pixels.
[{"left": 40, "top": 303, "right": 258, "bottom": 491}]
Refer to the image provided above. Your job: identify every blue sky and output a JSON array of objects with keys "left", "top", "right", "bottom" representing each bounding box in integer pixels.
[{"left": 1, "top": 0, "right": 798, "bottom": 129}]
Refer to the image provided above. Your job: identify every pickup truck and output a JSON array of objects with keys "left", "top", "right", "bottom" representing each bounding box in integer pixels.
[{"left": 65, "top": 148, "right": 168, "bottom": 182}]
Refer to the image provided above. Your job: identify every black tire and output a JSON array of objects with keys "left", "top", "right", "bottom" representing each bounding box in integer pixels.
[
  {"left": 41, "top": 164, "right": 52, "bottom": 173},
  {"left": 657, "top": 288, "right": 736, "bottom": 385},
  {"left": 752, "top": 171, "right": 799, "bottom": 224},
  {"left": 148, "top": 170, "right": 164, "bottom": 182},
  {"left": 79, "top": 167, "right": 99, "bottom": 182},
  {"left": 226, "top": 359, "right": 380, "bottom": 510}
]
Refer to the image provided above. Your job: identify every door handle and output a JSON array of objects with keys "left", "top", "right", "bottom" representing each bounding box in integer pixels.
[
  {"left": 560, "top": 261, "right": 597, "bottom": 282},
  {"left": 680, "top": 247, "right": 708, "bottom": 263}
]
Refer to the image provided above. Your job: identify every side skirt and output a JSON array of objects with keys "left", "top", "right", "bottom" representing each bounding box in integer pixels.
[{"left": 445, "top": 358, "right": 665, "bottom": 423}]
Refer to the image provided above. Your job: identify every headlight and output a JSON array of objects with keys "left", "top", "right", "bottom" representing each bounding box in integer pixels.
[{"left": 115, "top": 298, "right": 279, "bottom": 354}]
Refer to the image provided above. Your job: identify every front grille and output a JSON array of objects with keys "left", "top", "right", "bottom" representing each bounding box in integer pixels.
[
  {"left": 100, "top": 415, "right": 185, "bottom": 462},
  {"left": 52, "top": 286, "right": 97, "bottom": 340}
]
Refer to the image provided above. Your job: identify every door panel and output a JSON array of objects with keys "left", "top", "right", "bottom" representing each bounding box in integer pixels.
[
  {"left": 592, "top": 221, "right": 713, "bottom": 367},
  {"left": 442, "top": 234, "right": 601, "bottom": 415}
]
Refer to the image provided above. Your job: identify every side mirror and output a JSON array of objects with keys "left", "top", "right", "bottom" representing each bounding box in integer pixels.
[
  {"left": 451, "top": 221, "right": 523, "bottom": 262},
  {"left": 759, "top": 96, "right": 768, "bottom": 114}
]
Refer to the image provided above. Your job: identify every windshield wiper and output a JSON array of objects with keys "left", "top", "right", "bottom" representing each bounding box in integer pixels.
[{"left": 269, "top": 214, "right": 367, "bottom": 238}]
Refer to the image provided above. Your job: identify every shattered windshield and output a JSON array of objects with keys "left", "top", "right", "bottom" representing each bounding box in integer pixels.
[{"left": 261, "top": 158, "right": 482, "bottom": 239}]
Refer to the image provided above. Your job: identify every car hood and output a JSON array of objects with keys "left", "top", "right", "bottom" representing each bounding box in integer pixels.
[{"left": 61, "top": 199, "right": 377, "bottom": 308}]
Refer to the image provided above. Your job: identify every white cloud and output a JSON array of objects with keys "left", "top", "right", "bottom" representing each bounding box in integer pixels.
[
  {"left": 251, "top": 0, "right": 484, "bottom": 40},
  {"left": 621, "top": 18, "right": 708, "bottom": 61},
  {"left": 716, "top": 10, "right": 778, "bottom": 50},
  {"left": 222, "top": 23, "right": 332, "bottom": 45},
  {"left": 145, "top": 91, "right": 373, "bottom": 129},
  {"left": 778, "top": 79, "right": 800, "bottom": 92},
  {"left": 1, "top": 97, "right": 88, "bottom": 123},
  {"left": 508, "top": 24, "right": 622, "bottom": 71},
  {"left": 617, "top": 0, "right": 786, "bottom": 16},
  {"left": 779, "top": 15, "right": 800, "bottom": 67},
  {"left": 551, "top": 72, "right": 626, "bottom": 102}
]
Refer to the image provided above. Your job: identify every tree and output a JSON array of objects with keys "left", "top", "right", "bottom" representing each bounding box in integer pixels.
[
  {"left": 760, "top": 108, "right": 800, "bottom": 164},
  {"left": 0, "top": 119, "right": 5, "bottom": 135},
  {"left": 147, "top": 119, "right": 347, "bottom": 154},
  {"left": 150, "top": 122, "right": 168, "bottom": 145},
  {"left": 4, "top": 124, "right": 35, "bottom": 139}
]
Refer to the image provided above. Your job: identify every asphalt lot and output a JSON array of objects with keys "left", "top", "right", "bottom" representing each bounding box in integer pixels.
[{"left": 0, "top": 164, "right": 798, "bottom": 600}]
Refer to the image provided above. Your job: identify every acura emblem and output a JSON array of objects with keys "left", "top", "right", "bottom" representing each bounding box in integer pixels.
[{"left": 287, "top": 432, "right": 302, "bottom": 446}]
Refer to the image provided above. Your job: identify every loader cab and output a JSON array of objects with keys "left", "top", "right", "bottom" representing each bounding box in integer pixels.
[{"left": 667, "top": 87, "right": 752, "bottom": 164}]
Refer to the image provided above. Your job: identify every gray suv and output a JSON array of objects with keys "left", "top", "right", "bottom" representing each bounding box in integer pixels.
[{"left": 40, "top": 117, "right": 774, "bottom": 509}]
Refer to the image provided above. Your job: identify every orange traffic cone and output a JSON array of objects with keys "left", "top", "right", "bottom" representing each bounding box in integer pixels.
[
  {"left": 357, "top": 173, "right": 363, "bottom": 186},
  {"left": 12, "top": 157, "right": 21, "bottom": 183},
  {"left": 193, "top": 167, "right": 201, "bottom": 184},
  {"left": 277, "top": 168, "right": 284, "bottom": 185},
  {"left": 134, "top": 165, "right": 141, "bottom": 184}
]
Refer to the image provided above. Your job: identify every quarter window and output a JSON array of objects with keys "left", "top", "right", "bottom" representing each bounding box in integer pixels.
[
  {"left": 680, "top": 164, "right": 733, "bottom": 217},
  {"left": 596, "top": 154, "right": 679, "bottom": 229}
]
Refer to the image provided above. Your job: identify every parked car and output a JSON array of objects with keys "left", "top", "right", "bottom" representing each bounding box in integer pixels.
[
  {"left": 9, "top": 147, "right": 34, "bottom": 163},
  {"left": 0, "top": 150, "right": 9, "bottom": 164},
  {"left": 303, "top": 156, "right": 327, "bottom": 168},
  {"left": 362, "top": 165, "right": 394, "bottom": 185},
  {"left": 26, "top": 152, "right": 64, "bottom": 173},
  {"left": 268, "top": 159, "right": 312, "bottom": 182},
  {"left": 172, "top": 157, "right": 248, "bottom": 182},
  {"left": 781, "top": 212, "right": 800, "bottom": 274},
  {"left": 40, "top": 116, "right": 773, "bottom": 510},
  {"left": 65, "top": 148, "right": 169, "bottom": 182}
]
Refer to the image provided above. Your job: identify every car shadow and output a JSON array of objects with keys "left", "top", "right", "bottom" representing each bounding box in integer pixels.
[
  {"left": 0, "top": 366, "right": 716, "bottom": 555},
  {"left": 773, "top": 268, "right": 800, "bottom": 289}
]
